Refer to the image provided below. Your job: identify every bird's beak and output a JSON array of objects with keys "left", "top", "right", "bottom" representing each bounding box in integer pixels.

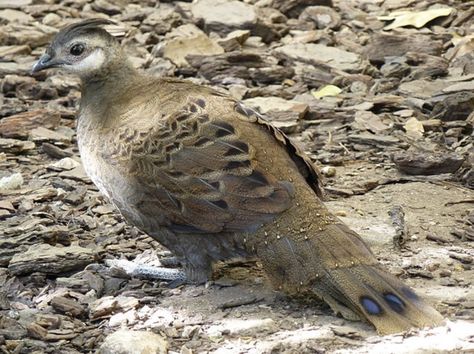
[{"left": 31, "top": 53, "right": 64, "bottom": 73}]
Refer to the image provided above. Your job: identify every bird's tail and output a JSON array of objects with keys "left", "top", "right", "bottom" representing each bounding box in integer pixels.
[{"left": 255, "top": 221, "right": 444, "bottom": 334}]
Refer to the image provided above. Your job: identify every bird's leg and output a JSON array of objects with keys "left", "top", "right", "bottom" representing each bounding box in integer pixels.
[
  {"left": 105, "top": 258, "right": 187, "bottom": 282},
  {"left": 159, "top": 256, "right": 183, "bottom": 268},
  {"left": 104, "top": 254, "right": 213, "bottom": 286}
]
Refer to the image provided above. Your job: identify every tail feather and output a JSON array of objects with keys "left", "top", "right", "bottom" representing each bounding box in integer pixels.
[
  {"left": 256, "top": 222, "right": 444, "bottom": 334},
  {"left": 313, "top": 264, "right": 443, "bottom": 334}
]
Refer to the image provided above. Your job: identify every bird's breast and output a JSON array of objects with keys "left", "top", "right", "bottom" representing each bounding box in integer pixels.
[
  {"left": 76, "top": 114, "right": 116, "bottom": 200},
  {"left": 78, "top": 139, "right": 112, "bottom": 199}
]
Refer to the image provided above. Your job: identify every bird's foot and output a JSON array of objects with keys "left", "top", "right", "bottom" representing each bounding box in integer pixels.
[{"left": 105, "top": 258, "right": 187, "bottom": 282}]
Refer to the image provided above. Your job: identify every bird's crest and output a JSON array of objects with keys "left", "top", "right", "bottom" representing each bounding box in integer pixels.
[{"left": 53, "top": 18, "right": 116, "bottom": 45}]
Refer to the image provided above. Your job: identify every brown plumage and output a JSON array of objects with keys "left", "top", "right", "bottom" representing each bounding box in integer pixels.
[{"left": 32, "top": 19, "right": 444, "bottom": 334}]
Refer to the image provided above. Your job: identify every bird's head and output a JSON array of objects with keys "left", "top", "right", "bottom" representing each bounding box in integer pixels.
[{"left": 32, "top": 18, "right": 121, "bottom": 79}]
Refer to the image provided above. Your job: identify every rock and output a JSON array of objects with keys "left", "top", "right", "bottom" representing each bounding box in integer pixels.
[
  {"left": 15, "top": 80, "right": 58, "bottom": 100},
  {"left": 380, "top": 56, "right": 411, "bottom": 78},
  {"left": 108, "top": 310, "right": 138, "bottom": 327},
  {"left": 191, "top": 0, "right": 257, "bottom": 33},
  {"left": 26, "top": 323, "right": 48, "bottom": 340},
  {"left": 41, "top": 143, "right": 73, "bottom": 159},
  {"left": 298, "top": 6, "right": 341, "bottom": 29},
  {"left": 321, "top": 166, "right": 336, "bottom": 177},
  {"left": 161, "top": 24, "right": 224, "bottom": 67},
  {"left": 0, "top": 109, "right": 61, "bottom": 139},
  {"left": 30, "top": 127, "right": 71, "bottom": 144},
  {"left": 91, "top": 0, "right": 123, "bottom": 15},
  {"left": 0, "top": 291, "right": 9, "bottom": 311},
  {"left": 249, "top": 65, "right": 295, "bottom": 84},
  {"left": 274, "top": 43, "right": 360, "bottom": 71},
  {"left": 50, "top": 296, "right": 86, "bottom": 317},
  {"left": 217, "top": 30, "right": 250, "bottom": 52},
  {"left": 42, "top": 13, "right": 61, "bottom": 26},
  {"left": 182, "top": 325, "right": 201, "bottom": 339},
  {"left": 89, "top": 296, "right": 119, "bottom": 319},
  {"left": 89, "top": 296, "right": 139, "bottom": 319},
  {"left": 98, "top": 329, "right": 168, "bottom": 354},
  {"left": 59, "top": 165, "right": 91, "bottom": 183},
  {"left": 0, "top": 23, "right": 55, "bottom": 48},
  {"left": 403, "top": 117, "right": 424, "bottom": 139},
  {"left": 348, "top": 133, "right": 400, "bottom": 146},
  {"left": 0, "top": 200, "right": 14, "bottom": 213},
  {"left": 0, "top": 0, "right": 32, "bottom": 8},
  {"left": 208, "top": 318, "right": 277, "bottom": 337},
  {"left": 398, "top": 79, "right": 450, "bottom": 99},
  {"left": 243, "top": 96, "right": 307, "bottom": 132},
  {"left": 430, "top": 92, "right": 474, "bottom": 121},
  {"left": 0, "top": 9, "right": 33, "bottom": 23},
  {"left": 0, "top": 209, "right": 11, "bottom": 218},
  {"left": 352, "top": 111, "right": 390, "bottom": 133},
  {"left": 244, "top": 96, "right": 308, "bottom": 117},
  {"left": 252, "top": 7, "right": 289, "bottom": 44},
  {"left": 1, "top": 74, "right": 35, "bottom": 95},
  {"left": 0, "top": 61, "right": 35, "bottom": 76},
  {"left": 0, "top": 138, "right": 32, "bottom": 154},
  {"left": 272, "top": 0, "right": 333, "bottom": 18},
  {"left": 186, "top": 51, "right": 264, "bottom": 84},
  {"left": 143, "top": 5, "right": 182, "bottom": 35},
  {"left": 449, "top": 252, "right": 473, "bottom": 264},
  {"left": 0, "top": 45, "right": 31, "bottom": 58},
  {"left": 392, "top": 150, "right": 465, "bottom": 175},
  {"left": 0, "top": 173, "right": 23, "bottom": 190},
  {"left": 8, "top": 244, "right": 97, "bottom": 276},
  {"left": 48, "top": 157, "right": 81, "bottom": 172},
  {"left": 365, "top": 34, "right": 443, "bottom": 64}
]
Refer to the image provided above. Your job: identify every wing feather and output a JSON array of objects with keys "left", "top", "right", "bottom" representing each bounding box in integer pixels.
[{"left": 116, "top": 98, "right": 294, "bottom": 234}]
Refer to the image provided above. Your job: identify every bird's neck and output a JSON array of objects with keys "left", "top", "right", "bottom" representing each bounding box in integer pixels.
[
  {"left": 81, "top": 59, "right": 138, "bottom": 100},
  {"left": 78, "top": 59, "right": 144, "bottom": 129}
]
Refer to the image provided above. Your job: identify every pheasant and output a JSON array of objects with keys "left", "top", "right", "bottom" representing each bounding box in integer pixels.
[{"left": 32, "top": 19, "right": 443, "bottom": 334}]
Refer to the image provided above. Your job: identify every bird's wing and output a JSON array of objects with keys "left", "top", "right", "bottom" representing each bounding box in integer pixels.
[
  {"left": 111, "top": 96, "right": 297, "bottom": 234},
  {"left": 233, "top": 101, "right": 324, "bottom": 199}
]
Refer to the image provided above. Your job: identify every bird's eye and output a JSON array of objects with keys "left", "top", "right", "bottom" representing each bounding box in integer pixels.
[{"left": 70, "top": 44, "right": 85, "bottom": 56}]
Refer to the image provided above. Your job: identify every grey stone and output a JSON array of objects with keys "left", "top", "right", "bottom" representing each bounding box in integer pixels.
[
  {"left": 0, "top": 9, "right": 34, "bottom": 23},
  {"left": 191, "top": 0, "right": 257, "bottom": 33},
  {"left": 244, "top": 96, "right": 308, "bottom": 116},
  {"left": 298, "top": 6, "right": 341, "bottom": 29},
  {"left": 161, "top": 24, "right": 224, "bottom": 67},
  {"left": 0, "top": 0, "right": 32, "bottom": 9},
  {"left": 8, "top": 243, "right": 97, "bottom": 276},
  {"left": 48, "top": 157, "right": 81, "bottom": 172},
  {"left": 30, "top": 127, "right": 71, "bottom": 144},
  {"left": 99, "top": 329, "right": 168, "bottom": 354},
  {"left": 208, "top": 318, "right": 277, "bottom": 337},
  {"left": 0, "top": 137, "right": 35, "bottom": 153},
  {"left": 348, "top": 133, "right": 400, "bottom": 146},
  {"left": 274, "top": 43, "right": 360, "bottom": 71}
]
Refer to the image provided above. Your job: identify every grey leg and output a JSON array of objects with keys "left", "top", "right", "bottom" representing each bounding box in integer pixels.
[
  {"left": 105, "top": 259, "right": 187, "bottom": 281},
  {"left": 159, "top": 256, "right": 182, "bottom": 268}
]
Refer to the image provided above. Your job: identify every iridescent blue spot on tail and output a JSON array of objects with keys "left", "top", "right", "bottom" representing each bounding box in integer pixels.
[
  {"left": 360, "top": 296, "right": 382, "bottom": 315},
  {"left": 384, "top": 293, "right": 405, "bottom": 313}
]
